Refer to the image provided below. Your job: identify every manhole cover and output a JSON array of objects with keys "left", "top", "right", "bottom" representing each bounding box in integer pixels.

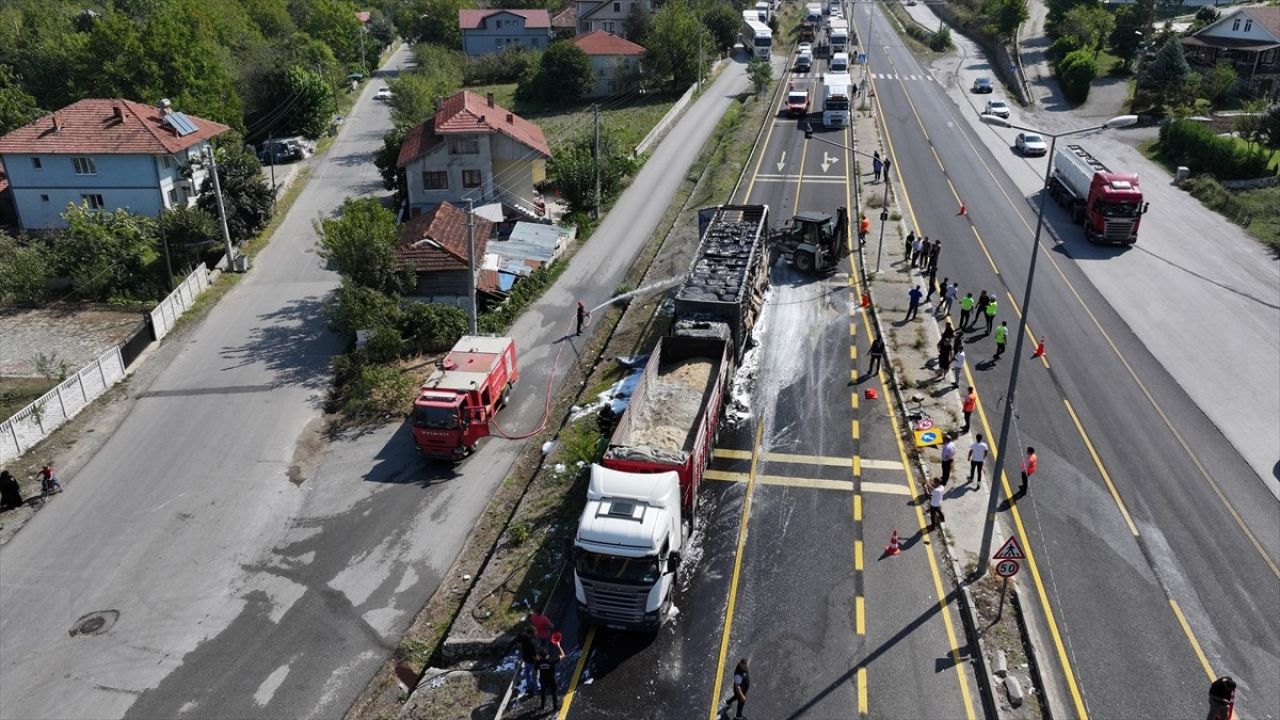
[{"left": 69, "top": 610, "right": 119, "bottom": 637}]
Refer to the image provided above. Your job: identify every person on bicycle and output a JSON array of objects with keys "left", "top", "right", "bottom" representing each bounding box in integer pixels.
[{"left": 38, "top": 464, "right": 62, "bottom": 496}]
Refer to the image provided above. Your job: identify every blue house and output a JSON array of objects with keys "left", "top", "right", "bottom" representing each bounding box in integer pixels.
[
  {"left": 0, "top": 98, "right": 229, "bottom": 232},
  {"left": 459, "top": 9, "right": 553, "bottom": 56}
]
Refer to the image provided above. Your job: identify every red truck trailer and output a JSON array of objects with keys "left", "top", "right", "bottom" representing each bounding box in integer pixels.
[{"left": 410, "top": 336, "right": 517, "bottom": 460}]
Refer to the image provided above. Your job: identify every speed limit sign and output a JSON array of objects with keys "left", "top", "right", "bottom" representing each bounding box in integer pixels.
[{"left": 995, "top": 559, "right": 1020, "bottom": 578}]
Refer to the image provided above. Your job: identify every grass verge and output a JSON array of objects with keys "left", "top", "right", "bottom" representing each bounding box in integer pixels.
[{"left": 0, "top": 377, "right": 56, "bottom": 419}]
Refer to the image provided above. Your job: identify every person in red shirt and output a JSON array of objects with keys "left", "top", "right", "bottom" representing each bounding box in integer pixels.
[
  {"left": 527, "top": 611, "right": 554, "bottom": 648},
  {"left": 961, "top": 388, "right": 977, "bottom": 433},
  {"left": 1018, "top": 447, "right": 1038, "bottom": 496}
]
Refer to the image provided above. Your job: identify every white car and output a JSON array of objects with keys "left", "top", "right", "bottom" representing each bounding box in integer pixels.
[
  {"left": 1015, "top": 132, "right": 1048, "bottom": 156},
  {"left": 984, "top": 99, "right": 1010, "bottom": 118},
  {"left": 375, "top": 87, "right": 392, "bottom": 102},
  {"left": 798, "top": 42, "right": 813, "bottom": 55}
]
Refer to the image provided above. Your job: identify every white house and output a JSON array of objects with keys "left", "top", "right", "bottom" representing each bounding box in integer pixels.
[
  {"left": 575, "top": 0, "right": 661, "bottom": 35},
  {"left": 1182, "top": 6, "right": 1280, "bottom": 98},
  {"left": 397, "top": 91, "right": 551, "bottom": 220},
  {"left": 0, "top": 98, "right": 229, "bottom": 232},
  {"left": 459, "top": 9, "right": 553, "bottom": 56},
  {"left": 571, "top": 31, "right": 646, "bottom": 97}
]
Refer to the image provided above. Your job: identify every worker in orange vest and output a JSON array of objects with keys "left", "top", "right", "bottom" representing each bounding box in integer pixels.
[
  {"left": 858, "top": 214, "right": 871, "bottom": 246},
  {"left": 961, "top": 387, "right": 977, "bottom": 434},
  {"left": 1018, "top": 447, "right": 1038, "bottom": 496}
]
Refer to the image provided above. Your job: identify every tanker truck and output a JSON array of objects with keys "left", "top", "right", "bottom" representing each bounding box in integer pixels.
[
  {"left": 572, "top": 205, "right": 769, "bottom": 631},
  {"left": 1047, "top": 144, "right": 1149, "bottom": 244}
]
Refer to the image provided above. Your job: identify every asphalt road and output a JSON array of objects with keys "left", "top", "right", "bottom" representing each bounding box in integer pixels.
[
  {"left": 854, "top": 2, "right": 1279, "bottom": 718},
  {"left": 0, "top": 50, "right": 754, "bottom": 720},
  {"left": 555, "top": 34, "right": 980, "bottom": 720}
]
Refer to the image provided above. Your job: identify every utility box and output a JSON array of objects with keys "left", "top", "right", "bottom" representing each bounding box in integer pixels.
[{"left": 1175, "top": 166, "right": 1190, "bottom": 183}]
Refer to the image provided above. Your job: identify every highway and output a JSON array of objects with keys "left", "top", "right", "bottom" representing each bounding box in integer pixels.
[{"left": 853, "top": 0, "right": 1280, "bottom": 717}]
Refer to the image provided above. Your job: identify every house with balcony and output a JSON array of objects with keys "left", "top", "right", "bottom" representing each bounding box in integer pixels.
[
  {"left": 1182, "top": 6, "right": 1280, "bottom": 99},
  {"left": 396, "top": 201, "right": 495, "bottom": 305},
  {"left": 575, "top": 0, "right": 659, "bottom": 35},
  {"left": 571, "top": 31, "right": 646, "bottom": 97},
  {"left": 397, "top": 90, "right": 551, "bottom": 220},
  {"left": 460, "top": 9, "right": 553, "bottom": 56},
  {"left": 0, "top": 98, "right": 229, "bottom": 232}
]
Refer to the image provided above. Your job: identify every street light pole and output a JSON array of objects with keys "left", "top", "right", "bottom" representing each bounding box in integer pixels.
[{"left": 973, "top": 113, "right": 1137, "bottom": 576}]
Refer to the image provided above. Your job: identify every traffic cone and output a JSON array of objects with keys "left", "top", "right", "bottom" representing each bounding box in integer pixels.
[
  {"left": 957, "top": 201, "right": 967, "bottom": 216},
  {"left": 860, "top": 290, "right": 872, "bottom": 308},
  {"left": 864, "top": 388, "right": 878, "bottom": 400},
  {"left": 1032, "top": 336, "right": 1047, "bottom": 358},
  {"left": 885, "top": 529, "right": 901, "bottom": 556}
]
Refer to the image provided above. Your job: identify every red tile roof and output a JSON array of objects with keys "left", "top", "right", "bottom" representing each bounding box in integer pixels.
[
  {"left": 0, "top": 99, "right": 229, "bottom": 155},
  {"left": 397, "top": 91, "right": 550, "bottom": 167},
  {"left": 397, "top": 202, "right": 494, "bottom": 273},
  {"left": 477, "top": 269, "right": 501, "bottom": 293},
  {"left": 459, "top": 9, "right": 551, "bottom": 29},
  {"left": 572, "top": 30, "right": 646, "bottom": 56}
]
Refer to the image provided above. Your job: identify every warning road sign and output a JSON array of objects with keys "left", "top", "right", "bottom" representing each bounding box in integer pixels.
[
  {"left": 993, "top": 536, "right": 1026, "bottom": 560},
  {"left": 913, "top": 428, "right": 942, "bottom": 447},
  {"left": 995, "top": 559, "right": 1020, "bottom": 578},
  {"left": 915, "top": 417, "right": 934, "bottom": 431}
]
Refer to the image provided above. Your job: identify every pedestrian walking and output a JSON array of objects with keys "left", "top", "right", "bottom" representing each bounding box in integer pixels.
[
  {"left": 962, "top": 387, "right": 977, "bottom": 433},
  {"left": 1018, "top": 447, "right": 1038, "bottom": 495},
  {"left": 917, "top": 237, "right": 933, "bottom": 269},
  {"left": 910, "top": 235, "right": 924, "bottom": 267},
  {"left": 904, "top": 230, "right": 915, "bottom": 260},
  {"left": 937, "top": 337, "right": 953, "bottom": 375},
  {"left": 858, "top": 214, "right": 871, "bottom": 245},
  {"left": 951, "top": 349, "right": 965, "bottom": 387},
  {"left": 883, "top": 157, "right": 892, "bottom": 179},
  {"left": 0, "top": 470, "right": 24, "bottom": 510},
  {"left": 939, "top": 435, "right": 956, "bottom": 484},
  {"left": 927, "top": 478, "right": 945, "bottom": 530},
  {"left": 941, "top": 318, "right": 955, "bottom": 344},
  {"left": 938, "top": 281, "right": 958, "bottom": 316},
  {"left": 926, "top": 274, "right": 946, "bottom": 302},
  {"left": 536, "top": 640, "right": 566, "bottom": 712},
  {"left": 38, "top": 464, "right": 62, "bottom": 497},
  {"left": 576, "top": 301, "right": 589, "bottom": 336},
  {"left": 905, "top": 285, "right": 923, "bottom": 321},
  {"left": 953, "top": 333, "right": 964, "bottom": 355},
  {"left": 925, "top": 264, "right": 939, "bottom": 301},
  {"left": 873, "top": 156, "right": 883, "bottom": 181},
  {"left": 512, "top": 628, "right": 540, "bottom": 696},
  {"left": 968, "top": 433, "right": 989, "bottom": 486},
  {"left": 527, "top": 611, "right": 554, "bottom": 649},
  {"left": 958, "top": 292, "right": 975, "bottom": 329},
  {"left": 927, "top": 238, "right": 942, "bottom": 272},
  {"left": 994, "top": 320, "right": 1009, "bottom": 357},
  {"left": 723, "top": 658, "right": 750, "bottom": 720},
  {"left": 867, "top": 335, "right": 885, "bottom": 375},
  {"left": 984, "top": 297, "right": 998, "bottom": 334},
  {"left": 1206, "top": 676, "right": 1236, "bottom": 720},
  {"left": 974, "top": 291, "right": 990, "bottom": 329}
]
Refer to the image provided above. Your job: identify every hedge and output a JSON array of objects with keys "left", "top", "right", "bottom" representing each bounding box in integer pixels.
[{"left": 1158, "top": 119, "right": 1275, "bottom": 180}]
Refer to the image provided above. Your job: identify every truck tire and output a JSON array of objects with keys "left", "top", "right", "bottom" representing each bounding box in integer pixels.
[
  {"left": 498, "top": 383, "right": 511, "bottom": 409},
  {"left": 794, "top": 250, "right": 816, "bottom": 274}
]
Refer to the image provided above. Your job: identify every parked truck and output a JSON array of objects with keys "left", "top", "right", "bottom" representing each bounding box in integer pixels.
[
  {"left": 1048, "top": 144, "right": 1149, "bottom": 244},
  {"left": 572, "top": 205, "right": 770, "bottom": 631},
  {"left": 822, "top": 73, "right": 853, "bottom": 128},
  {"left": 410, "top": 336, "right": 518, "bottom": 460},
  {"left": 828, "top": 17, "right": 849, "bottom": 55}
]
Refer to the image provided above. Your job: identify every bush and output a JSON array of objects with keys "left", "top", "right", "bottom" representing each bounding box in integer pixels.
[
  {"left": 331, "top": 354, "right": 417, "bottom": 419},
  {"left": 464, "top": 46, "right": 540, "bottom": 85},
  {"left": 365, "top": 326, "right": 406, "bottom": 363},
  {"left": 1057, "top": 49, "right": 1097, "bottom": 103},
  {"left": 327, "top": 281, "right": 403, "bottom": 335},
  {"left": 400, "top": 302, "right": 469, "bottom": 354},
  {"left": 0, "top": 232, "right": 51, "bottom": 304},
  {"left": 1049, "top": 34, "right": 1083, "bottom": 61},
  {"left": 1158, "top": 118, "right": 1274, "bottom": 180},
  {"left": 929, "top": 27, "right": 952, "bottom": 51}
]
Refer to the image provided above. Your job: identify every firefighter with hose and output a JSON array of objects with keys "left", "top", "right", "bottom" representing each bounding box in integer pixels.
[{"left": 576, "top": 300, "right": 591, "bottom": 336}]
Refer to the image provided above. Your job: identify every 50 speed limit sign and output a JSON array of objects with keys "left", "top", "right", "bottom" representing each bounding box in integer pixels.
[{"left": 995, "top": 559, "right": 1020, "bottom": 578}]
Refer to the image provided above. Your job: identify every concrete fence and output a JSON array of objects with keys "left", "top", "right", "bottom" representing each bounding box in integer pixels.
[
  {"left": 0, "top": 347, "right": 125, "bottom": 463},
  {"left": 150, "top": 265, "right": 211, "bottom": 341}
]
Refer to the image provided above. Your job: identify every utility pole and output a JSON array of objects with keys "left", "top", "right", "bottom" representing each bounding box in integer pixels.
[
  {"left": 593, "top": 104, "right": 602, "bottom": 221},
  {"left": 158, "top": 209, "right": 173, "bottom": 291},
  {"left": 267, "top": 132, "right": 277, "bottom": 208},
  {"left": 466, "top": 199, "right": 478, "bottom": 334},
  {"left": 204, "top": 145, "right": 236, "bottom": 271},
  {"left": 697, "top": 22, "right": 704, "bottom": 91}
]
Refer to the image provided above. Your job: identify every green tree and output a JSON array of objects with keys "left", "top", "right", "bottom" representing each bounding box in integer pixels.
[
  {"left": 366, "top": 8, "right": 397, "bottom": 51},
  {"left": 1108, "top": 2, "right": 1151, "bottom": 71},
  {"left": 0, "top": 65, "right": 41, "bottom": 135},
  {"left": 327, "top": 280, "right": 404, "bottom": 335},
  {"left": 547, "top": 129, "right": 640, "bottom": 214},
  {"left": 280, "top": 64, "right": 337, "bottom": 138},
  {"left": 646, "top": 0, "right": 706, "bottom": 89},
  {"left": 1138, "top": 35, "right": 1194, "bottom": 109},
  {"left": 396, "top": 0, "right": 472, "bottom": 48},
  {"left": 1198, "top": 61, "right": 1238, "bottom": 107},
  {"left": 517, "top": 41, "right": 594, "bottom": 106},
  {"left": 159, "top": 205, "right": 221, "bottom": 272},
  {"left": 54, "top": 204, "right": 157, "bottom": 301},
  {"left": 400, "top": 302, "right": 468, "bottom": 353},
  {"left": 703, "top": 3, "right": 741, "bottom": 54},
  {"left": 1190, "top": 6, "right": 1218, "bottom": 31},
  {"left": 374, "top": 126, "right": 409, "bottom": 198},
  {"left": 747, "top": 57, "right": 771, "bottom": 94},
  {"left": 985, "top": 0, "right": 1028, "bottom": 40},
  {"left": 195, "top": 140, "right": 274, "bottom": 244},
  {"left": 624, "top": 2, "right": 654, "bottom": 44},
  {"left": 315, "top": 197, "right": 414, "bottom": 294},
  {"left": 1046, "top": 0, "right": 1092, "bottom": 25},
  {"left": 141, "top": 2, "right": 245, "bottom": 129},
  {"left": 1060, "top": 4, "right": 1114, "bottom": 59},
  {"left": 0, "top": 231, "right": 50, "bottom": 305},
  {"left": 1261, "top": 103, "right": 1280, "bottom": 151},
  {"left": 1058, "top": 48, "right": 1098, "bottom": 103},
  {"left": 303, "top": 0, "right": 364, "bottom": 67},
  {"left": 1232, "top": 100, "right": 1269, "bottom": 152}
]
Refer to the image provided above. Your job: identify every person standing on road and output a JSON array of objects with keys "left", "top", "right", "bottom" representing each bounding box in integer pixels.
[
  {"left": 925, "top": 265, "right": 940, "bottom": 301},
  {"left": 904, "top": 230, "right": 916, "bottom": 260},
  {"left": 937, "top": 336, "right": 953, "bottom": 376},
  {"left": 958, "top": 292, "right": 975, "bottom": 329},
  {"left": 939, "top": 434, "right": 957, "bottom": 484},
  {"left": 527, "top": 611, "right": 554, "bottom": 650},
  {"left": 723, "top": 658, "right": 750, "bottom": 720},
  {"left": 951, "top": 349, "right": 966, "bottom": 387},
  {"left": 859, "top": 214, "right": 871, "bottom": 245},
  {"left": 1018, "top": 447, "right": 1038, "bottom": 495},
  {"left": 513, "top": 628, "right": 540, "bottom": 697},
  {"left": 906, "top": 285, "right": 923, "bottom": 321},
  {"left": 968, "top": 433, "right": 990, "bottom": 487},
  {"left": 883, "top": 157, "right": 892, "bottom": 180},
  {"left": 927, "top": 478, "right": 946, "bottom": 531},
  {"left": 984, "top": 297, "right": 999, "bottom": 334},
  {"left": 576, "top": 301, "right": 589, "bottom": 336},
  {"left": 917, "top": 237, "right": 933, "bottom": 270},
  {"left": 994, "top": 320, "right": 1009, "bottom": 358},
  {"left": 974, "top": 291, "right": 990, "bottom": 330},
  {"left": 536, "top": 639, "right": 566, "bottom": 712},
  {"left": 927, "top": 237, "right": 942, "bottom": 273},
  {"left": 926, "top": 274, "right": 946, "bottom": 303},
  {"left": 1206, "top": 676, "right": 1236, "bottom": 720},
  {"left": 873, "top": 155, "right": 883, "bottom": 182},
  {"left": 867, "top": 335, "right": 885, "bottom": 375},
  {"left": 962, "top": 387, "right": 977, "bottom": 433},
  {"left": 910, "top": 235, "right": 925, "bottom": 267},
  {"left": 0, "top": 470, "right": 25, "bottom": 510},
  {"left": 938, "top": 281, "right": 958, "bottom": 316}
]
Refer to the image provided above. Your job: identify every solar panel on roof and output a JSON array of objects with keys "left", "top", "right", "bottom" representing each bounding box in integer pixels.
[{"left": 165, "top": 112, "right": 199, "bottom": 136}]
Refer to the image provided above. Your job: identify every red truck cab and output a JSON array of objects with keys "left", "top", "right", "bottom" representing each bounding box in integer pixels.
[
  {"left": 1086, "top": 172, "right": 1147, "bottom": 243},
  {"left": 411, "top": 336, "right": 517, "bottom": 460}
]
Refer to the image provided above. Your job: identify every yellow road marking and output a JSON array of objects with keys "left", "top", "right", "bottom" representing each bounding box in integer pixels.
[
  {"left": 707, "top": 420, "right": 764, "bottom": 720},
  {"left": 852, "top": 419, "right": 860, "bottom": 439},
  {"left": 854, "top": 494, "right": 863, "bottom": 521},
  {"left": 855, "top": 539, "right": 864, "bottom": 570},
  {"left": 862, "top": 480, "right": 913, "bottom": 496},
  {"left": 1063, "top": 399, "right": 1139, "bottom": 536},
  {"left": 857, "top": 665, "right": 868, "bottom": 715},
  {"left": 556, "top": 627, "right": 594, "bottom": 720},
  {"left": 706, "top": 470, "right": 911, "bottom": 495},
  {"left": 712, "top": 448, "right": 752, "bottom": 460},
  {"left": 1169, "top": 599, "right": 1216, "bottom": 681},
  {"left": 853, "top": 454, "right": 861, "bottom": 475},
  {"left": 856, "top": 594, "right": 866, "bottom": 635}
]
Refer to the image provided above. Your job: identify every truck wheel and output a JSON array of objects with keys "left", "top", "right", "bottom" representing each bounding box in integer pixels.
[
  {"left": 498, "top": 383, "right": 511, "bottom": 409},
  {"left": 794, "top": 250, "right": 816, "bottom": 274}
]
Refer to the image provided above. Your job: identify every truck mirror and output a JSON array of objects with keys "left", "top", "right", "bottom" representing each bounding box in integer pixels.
[{"left": 1142, "top": 202, "right": 1150, "bottom": 214}]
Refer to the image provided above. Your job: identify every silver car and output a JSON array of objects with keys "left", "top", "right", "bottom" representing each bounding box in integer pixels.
[
  {"left": 1015, "top": 132, "right": 1047, "bottom": 156},
  {"left": 984, "top": 99, "right": 1010, "bottom": 118}
]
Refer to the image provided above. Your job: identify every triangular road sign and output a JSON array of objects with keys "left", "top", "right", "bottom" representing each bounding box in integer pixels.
[{"left": 993, "top": 536, "right": 1026, "bottom": 560}]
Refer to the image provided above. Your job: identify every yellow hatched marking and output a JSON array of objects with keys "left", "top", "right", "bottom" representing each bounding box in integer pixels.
[
  {"left": 855, "top": 595, "right": 866, "bottom": 635},
  {"left": 712, "top": 448, "right": 752, "bottom": 461},
  {"left": 861, "top": 481, "right": 913, "bottom": 496},
  {"left": 851, "top": 419, "right": 860, "bottom": 439},
  {"left": 857, "top": 666, "right": 868, "bottom": 715},
  {"left": 854, "top": 539, "right": 864, "bottom": 570}
]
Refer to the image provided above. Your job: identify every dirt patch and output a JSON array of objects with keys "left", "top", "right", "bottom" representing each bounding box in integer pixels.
[
  {"left": 0, "top": 305, "right": 143, "bottom": 377},
  {"left": 969, "top": 571, "right": 1042, "bottom": 719},
  {"left": 624, "top": 358, "right": 714, "bottom": 451}
]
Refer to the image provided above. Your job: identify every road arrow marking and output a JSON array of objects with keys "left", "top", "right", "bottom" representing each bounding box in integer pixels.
[
  {"left": 821, "top": 151, "right": 840, "bottom": 172},
  {"left": 776, "top": 151, "right": 787, "bottom": 172}
]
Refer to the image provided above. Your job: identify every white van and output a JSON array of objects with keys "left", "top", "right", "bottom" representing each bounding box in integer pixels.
[
  {"left": 830, "top": 52, "right": 849, "bottom": 73},
  {"left": 755, "top": 1, "right": 770, "bottom": 21}
]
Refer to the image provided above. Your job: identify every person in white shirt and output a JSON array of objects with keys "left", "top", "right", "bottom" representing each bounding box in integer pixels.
[
  {"left": 968, "top": 433, "right": 989, "bottom": 486},
  {"left": 951, "top": 350, "right": 966, "bottom": 387},
  {"left": 939, "top": 434, "right": 956, "bottom": 484},
  {"left": 927, "top": 478, "right": 945, "bottom": 530}
]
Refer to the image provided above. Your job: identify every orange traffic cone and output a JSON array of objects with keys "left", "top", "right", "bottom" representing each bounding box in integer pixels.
[
  {"left": 864, "top": 388, "right": 878, "bottom": 400},
  {"left": 885, "top": 529, "right": 901, "bottom": 556},
  {"left": 1032, "top": 336, "right": 1047, "bottom": 358},
  {"left": 957, "top": 201, "right": 967, "bottom": 216},
  {"left": 860, "top": 290, "right": 872, "bottom": 308}
]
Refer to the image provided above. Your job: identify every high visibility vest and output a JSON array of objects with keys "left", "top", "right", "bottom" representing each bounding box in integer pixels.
[
  {"left": 994, "top": 325, "right": 1008, "bottom": 344},
  {"left": 960, "top": 296, "right": 974, "bottom": 311},
  {"left": 985, "top": 300, "right": 998, "bottom": 317}
]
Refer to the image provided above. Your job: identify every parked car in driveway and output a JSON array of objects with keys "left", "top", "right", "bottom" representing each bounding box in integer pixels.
[
  {"left": 1015, "top": 132, "right": 1047, "bottom": 156},
  {"left": 984, "top": 99, "right": 1010, "bottom": 118},
  {"left": 972, "top": 77, "right": 993, "bottom": 93}
]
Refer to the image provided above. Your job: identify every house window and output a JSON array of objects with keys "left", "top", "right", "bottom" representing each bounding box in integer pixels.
[
  {"left": 1244, "top": 18, "right": 1252, "bottom": 32},
  {"left": 532, "top": 37, "right": 540, "bottom": 47},
  {"left": 462, "top": 169, "right": 482, "bottom": 188},
  {"left": 1261, "top": 48, "right": 1277, "bottom": 65},
  {"left": 81, "top": 193, "right": 105, "bottom": 209},
  {"left": 31, "top": 157, "right": 42, "bottom": 169},
  {"left": 614, "top": 2, "right": 621, "bottom": 11},
  {"left": 604, "top": 21, "right": 615, "bottom": 32},
  {"left": 449, "top": 136, "right": 480, "bottom": 154},
  {"left": 424, "top": 171, "right": 449, "bottom": 189},
  {"left": 161, "top": 156, "right": 173, "bottom": 169},
  {"left": 496, "top": 38, "right": 504, "bottom": 49},
  {"left": 168, "top": 189, "right": 179, "bottom": 204},
  {"left": 73, "top": 156, "right": 97, "bottom": 175},
  {"left": 40, "top": 194, "right": 49, "bottom": 202}
]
